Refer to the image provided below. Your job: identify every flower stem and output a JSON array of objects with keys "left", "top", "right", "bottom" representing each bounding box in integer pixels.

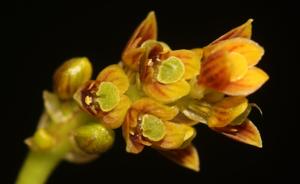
[
  {"left": 16, "top": 103, "right": 91, "bottom": 184},
  {"left": 16, "top": 126, "right": 72, "bottom": 184},
  {"left": 16, "top": 150, "right": 63, "bottom": 184}
]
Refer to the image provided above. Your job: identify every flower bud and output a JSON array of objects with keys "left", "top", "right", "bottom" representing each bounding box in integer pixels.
[
  {"left": 74, "top": 123, "right": 115, "bottom": 154},
  {"left": 53, "top": 57, "right": 92, "bottom": 100}
]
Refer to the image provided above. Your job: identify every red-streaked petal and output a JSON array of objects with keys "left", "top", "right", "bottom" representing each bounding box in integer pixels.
[
  {"left": 153, "top": 121, "right": 195, "bottom": 150},
  {"left": 122, "top": 12, "right": 157, "bottom": 70},
  {"left": 211, "top": 19, "right": 253, "bottom": 45},
  {"left": 169, "top": 50, "right": 201, "bottom": 80},
  {"left": 208, "top": 96, "right": 248, "bottom": 128},
  {"left": 223, "top": 67, "right": 269, "bottom": 96},
  {"left": 122, "top": 108, "right": 144, "bottom": 154},
  {"left": 205, "top": 38, "right": 264, "bottom": 67},
  {"left": 221, "top": 119, "right": 262, "bottom": 148},
  {"left": 96, "top": 64, "right": 129, "bottom": 94},
  {"left": 143, "top": 80, "right": 191, "bottom": 104},
  {"left": 159, "top": 144, "right": 200, "bottom": 172},
  {"left": 198, "top": 50, "right": 231, "bottom": 91},
  {"left": 130, "top": 98, "right": 179, "bottom": 120}
]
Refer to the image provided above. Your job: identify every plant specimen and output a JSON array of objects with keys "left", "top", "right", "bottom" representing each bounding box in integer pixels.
[{"left": 16, "top": 12, "right": 268, "bottom": 184}]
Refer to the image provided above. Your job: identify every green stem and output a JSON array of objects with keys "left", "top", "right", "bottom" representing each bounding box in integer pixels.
[
  {"left": 16, "top": 104, "right": 91, "bottom": 184},
  {"left": 15, "top": 150, "right": 63, "bottom": 184},
  {"left": 16, "top": 125, "right": 72, "bottom": 184}
]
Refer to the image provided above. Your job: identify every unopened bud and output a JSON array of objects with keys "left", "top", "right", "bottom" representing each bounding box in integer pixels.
[
  {"left": 53, "top": 57, "right": 92, "bottom": 100},
  {"left": 74, "top": 123, "right": 115, "bottom": 154}
]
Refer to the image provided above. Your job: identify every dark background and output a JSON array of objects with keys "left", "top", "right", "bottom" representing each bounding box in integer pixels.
[{"left": 2, "top": 1, "right": 296, "bottom": 183}]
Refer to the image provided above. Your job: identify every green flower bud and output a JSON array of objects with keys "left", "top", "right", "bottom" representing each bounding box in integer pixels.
[
  {"left": 53, "top": 57, "right": 92, "bottom": 100},
  {"left": 74, "top": 123, "right": 115, "bottom": 154}
]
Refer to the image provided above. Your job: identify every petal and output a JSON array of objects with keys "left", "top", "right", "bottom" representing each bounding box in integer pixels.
[
  {"left": 130, "top": 98, "right": 179, "bottom": 120},
  {"left": 227, "top": 52, "right": 248, "bottom": 82},
  {"left": 169, "top": 50, "right": 201, "bottom": 80},
  {"left": 208, "top": 96, "right": 248, "bottom": 128},
  {"left": 143, "top": 80, "right": 191, "bottom": 104},
  {"left": 124, "top": 11, "right": 157, "bottom": 50},
  {"left": 198, "top": 50, "right": 231, "bottom": 91},
  {"left": 221, "top": 119, "right": 262, "bottom": 148},
  {"left": 191, "top": 48, "right": 203, "bottom": 59},
  {"left": 159, "top": 144, "right": 200, "bottom": 172},
  {"left": 101, "top": 95, "right": 131, "bottom": 129},
  {"left": 122, "top": 11, "right": 157, "bottom": 70},
  {"left": 96, "top": 64, "right": 129, "bottom": 94},
  {"left": 211, "top": 19, "right": 253, "bottom": 45},
  {"left": 121, "top": 47, "right": 145, "bottom": 71},
  {"left": 153, "top": 121, "right": 196, "bottom": 150},
  {"left": 223, "top": 67, "right": 269, "bottom": 96},
  {"left": 173, "top": 113, "right": 199, "bottom": 126},
  {"left": 205, "top": 38, "right": 264, "bottom": 67},
  {"left": 178, "top": 98, "right": 212, "bottom": 124},
  {"left": 122, "top": 115, "right": 145, "bottom": 154}
]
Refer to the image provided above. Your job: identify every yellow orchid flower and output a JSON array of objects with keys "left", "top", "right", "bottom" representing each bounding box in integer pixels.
[
  {"left": 122, "top": 98, "right": 196, "bottom": 154},
  {"left": 139, "top": 41, "right": 201, "bottom": 103},
  {"left": 122, "top": 12, "right": 200, "bottom": 104},
  {"left": 74, "top": 64, "right": 131, "bottom": 129},
  {"left": 208, "top": 96, "right": 262, "bottom": 148},
  {"left": 179, "top": 95, "right": 262, "bottom": 148},
  {"left": 196, "top": 19, "right": 269, "bottom": 96}
]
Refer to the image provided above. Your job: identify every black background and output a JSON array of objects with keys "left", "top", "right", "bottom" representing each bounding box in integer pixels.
[{"left": 2, "top": 1, "right": 296, "bottom": 183}]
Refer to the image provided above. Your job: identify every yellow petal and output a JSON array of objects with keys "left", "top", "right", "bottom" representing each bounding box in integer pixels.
[
  {"left": 221, "top": 119, "right": 262, "bottom": 148},
  {"left": 223, "top": 67, "right": 269, "bottom": 96},
  {"left": 205, "top": 38, "right": 264, "bottom": 67},
  {"left": 143, "top": 80, "right": 191, "bottom": 104},
  {"left": 159, "top": 144, "right": 200, "bottom": 172},
  {"left": 153, "top": 121, "right": 195, "bottom": 150},
  {"left": 211, "top": 19, "right": 253, "bottom": 44},
  {"left": 130, "top": 98, "right": 179, "bottom": 120},
  {"left": 122, "top": 115, "right": 145, "bottom": 153},
  {"left": 208, "top": 96, "right": 248, "bottom": 128},
  {"left": 198, "top": 51, "right": 231, "bottom": 91},
  {"left": 101, "top": 95, "right": 131, "bottom": 129},
  {"left": 169, "top": 50, "right": 201, "bottom": 80},
  {"left": 122, "top": 11, "right": 157, "bottom": 70},
  {"left": 227, "top": 52, "right": 248, "bottom": 82},
  {"left": 96, "top": 64, "right": 129, "bottom": 94},
  {"left": 191, "top": 48, "right": 203, "bottom": 59}
]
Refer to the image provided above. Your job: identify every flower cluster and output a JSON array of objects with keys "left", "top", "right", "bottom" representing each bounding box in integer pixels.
[
  {"left": 26, "top": 12, "right": 268, "bottom": 172},
  {"left": 72, "top": 12, "right": 268, "bottom": 171}
]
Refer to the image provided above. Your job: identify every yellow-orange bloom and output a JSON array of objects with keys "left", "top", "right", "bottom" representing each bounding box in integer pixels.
[
  {"left": 208, "top": 96, "right": 262, "bottom": 148},
  {"left": 74, "top": 65, "right": 131, "bottom": 129},
  {"left": 197, "top": 19, "right": 269, "bottom": 96},
  {"left": 122, "top": 98, "right": 196, "bottom": 154},
  {"left": 139, "top": 41, "right": 200, "bottom": 103}
]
